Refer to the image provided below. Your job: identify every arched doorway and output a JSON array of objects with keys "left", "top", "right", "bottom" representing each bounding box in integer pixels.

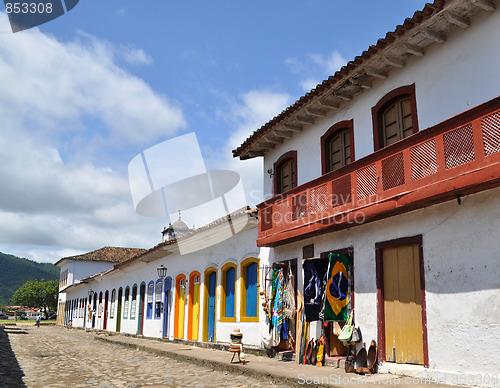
[
  {"left": 137, "top": 282, "right": 146, "bottom": 335},
  {"left": 103, "top": 290, "right": 109, "bottom": 330},
  {"left": 188, "top": 271, "right": 200, "bottom": 341},
  {"left": 98, "top": 292, "right": 103, "bottom": 329},
  {"left": 203, "top": 268, "right": 217, "bottom": 342},
  {"left": 162, "top": 277, "right": 172, "bottom": 338},
  {"left": 116, "top": 288, "right": 123, "bottom": 332},
  {"left": 174, "top": 275, "right": 186, "bottom": 339},
  {"left": 92, "top": 293, "right": 97, "bottom": 328}
]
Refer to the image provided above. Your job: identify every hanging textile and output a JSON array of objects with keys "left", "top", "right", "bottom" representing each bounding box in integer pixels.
[
  {"left": 324, "top": 253, "right": 351, "bottom": 321},
  {"left": 295, "top": 291, "right": 304, "bottom": 364},
  {"left": 303, "top": 258, "right": 329, "bottom": 322},
  {"left": 270, "top": 268, "right": 286, "bottom": 346},
  {"left": 284, "top": 273, "right": 296, "bottom": 319}
]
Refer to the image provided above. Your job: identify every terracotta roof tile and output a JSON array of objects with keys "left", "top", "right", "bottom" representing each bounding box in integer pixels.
[
  {"left": 56, "top": 246, "right": 146, "bottom": 266},
  {"left": 232, "top": 0, "right": 457, "bottom": 159}
]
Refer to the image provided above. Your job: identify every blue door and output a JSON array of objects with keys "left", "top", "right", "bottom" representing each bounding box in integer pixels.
[
  {"left": 162, "top": 277, "right": 172, "bottom": 338},
  {"left": 207, "top": 272, "right": 216, "bottom": 342}
]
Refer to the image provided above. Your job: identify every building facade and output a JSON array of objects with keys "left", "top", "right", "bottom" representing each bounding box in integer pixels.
[
  {"left": 234, "top": 0, "right": 500, "bottom": 383},
  {"left": 56, "top": 211, "right": 272, "bottom": 348}
]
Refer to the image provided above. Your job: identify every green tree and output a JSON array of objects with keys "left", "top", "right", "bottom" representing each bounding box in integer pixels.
[{"left": 10, "top": 279, "right": 58, "bottom": 318}]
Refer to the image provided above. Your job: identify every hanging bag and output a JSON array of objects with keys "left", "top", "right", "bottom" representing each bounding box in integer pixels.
[
  {"left": 338, "top": 313, "right": 354, "bottom": 344},
  {"left": 350, "top": 326, "right": 362, "bottom": 344}
]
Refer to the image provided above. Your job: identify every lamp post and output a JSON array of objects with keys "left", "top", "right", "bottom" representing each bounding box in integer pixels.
[{"left": 157, "top": 265, "right": 168, "bottom": 280}]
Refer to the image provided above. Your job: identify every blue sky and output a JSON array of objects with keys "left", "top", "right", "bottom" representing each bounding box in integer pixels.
[{"left": 0, "top": 1, "right": 429, "bottom": 263}]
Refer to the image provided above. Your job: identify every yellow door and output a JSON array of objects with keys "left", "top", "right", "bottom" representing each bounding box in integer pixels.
[
  {"left": 192, "top": 282, "right": 199, "bottom": 340},
  {"left": 383, "top": 243, "right": 424, "bottom": 365},
  {"left": 177, "top": 285, "right": 185, "bottom": 338}
]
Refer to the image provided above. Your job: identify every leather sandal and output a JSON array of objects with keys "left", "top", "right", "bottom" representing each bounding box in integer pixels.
[
  {"left": 310, "top": 340, "right": 318, "bottom": 365},
  {"left": 366, "top": 340, "right": 378, "bottom": 374},
  {"left": 355, "top": 346, "right": 369, "bottom": 374},
  {"left": 306, "top": 339, "right": 313, "bottom": 364}
]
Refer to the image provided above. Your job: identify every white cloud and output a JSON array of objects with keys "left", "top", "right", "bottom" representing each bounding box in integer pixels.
[
  {"left": 0, "top": 14, "right": 180, "bottom": 262},
  {"left": 208, "top": 90, "right": 292, "bottom": 207},
  {"left": 0, "top": 15, "right": 185, "bottom": 146},
  {"left": 286, "top": 49, "right": 347, "bottom": 91}
]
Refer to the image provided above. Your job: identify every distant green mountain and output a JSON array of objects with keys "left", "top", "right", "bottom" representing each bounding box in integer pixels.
[{"left": 0, "top": 252, "right": 59, "bottom": 305}]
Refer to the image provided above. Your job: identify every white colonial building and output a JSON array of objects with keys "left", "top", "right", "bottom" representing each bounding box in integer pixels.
[
  {"left": 233, "top": 0, "right": 500, "bottom": 383},
  {"left": 56, "top": 209, "right": 273, "bottom": 348}
]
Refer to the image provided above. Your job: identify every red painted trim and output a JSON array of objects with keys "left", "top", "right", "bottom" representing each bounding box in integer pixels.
[
  {"left": 321, "top": 119, "right": 355, "bottom": 175},
  {"left": 371, "top": 84, "right": 419, "bottom": 151},
  {"left": 259, "top": 96, "right": 500, "bottom": 209},
  {"left": 273, "top": 150, "right": 298, "bottom": 195},
  {"left": 375, "top": 235, "right": 429, "bottom": 367}
]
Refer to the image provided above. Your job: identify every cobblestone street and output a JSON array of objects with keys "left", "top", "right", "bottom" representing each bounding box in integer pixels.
[{"left": 1, "top": 324, "right": 286, "bottom": 388}]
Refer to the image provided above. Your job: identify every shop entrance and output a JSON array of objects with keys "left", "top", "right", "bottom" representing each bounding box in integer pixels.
[
  {"left": 116, "top": 288, "right": 123, "bottom": 332},
  {"left": 203, "top": 269, "right": 217, "bottom": 342},
  {"left": 376, "top": 236, "right": 428, "bottom": 367},
  {"left": 137, "top": 283, "right": 145, "bottom": 335}
]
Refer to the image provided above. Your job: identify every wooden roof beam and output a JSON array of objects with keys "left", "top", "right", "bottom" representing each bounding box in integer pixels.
[
  {"left": 332, "top": 91, "right": 353, "bottom": 101},
  {"left": 383, "top": 55, "right": 405, "bottom": 68},
  {"left": 245, "top": 150, "right": 265, "bottom": 158},
  {"left": 444, "top": 11, "right": 470, "bottom": 28},
  {"left": 295, "top": 116, "right": 315, "bottom": 125},
  {"left": 403, "top": 43, "right": 425, "bottom": 56},
  {"left": 283, "top": 123, "right": 303, "bottom": 132},
  {"left": 365, "top": 68, "right": 388, "bottom": 79},
  {"left": 306, "top": 108, "right": 327, "bottom": 117},
  {"left": 256, "top": 141, "right": 276, "bottom": 150},
  {"left": 318, "top": 100, "right": 339, "bottom": 110},
  {"left": 273, "top": 129, "right": 294, "bottom": 139},
  {"left": 473, "top": 0, "right": 496, "bottom": 11},
  {"left": 423, "top": 28, "right": 447, "bottom": 43},
  {"left": 350, "top": 77, "right": 372, "bottom": 89}
]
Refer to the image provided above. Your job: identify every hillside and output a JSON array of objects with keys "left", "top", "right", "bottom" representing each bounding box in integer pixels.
[{"left": 0, "top": 252, "right": 59, "bottom": 305}]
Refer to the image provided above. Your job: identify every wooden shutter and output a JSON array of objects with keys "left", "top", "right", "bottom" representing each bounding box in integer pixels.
[{"left": 383, "top": 97, "right": 413, "bottom": 147}]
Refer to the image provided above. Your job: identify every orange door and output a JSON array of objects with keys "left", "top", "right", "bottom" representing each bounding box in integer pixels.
[{"left": 383, "top": 243, "right": 424, "bottom": 365}]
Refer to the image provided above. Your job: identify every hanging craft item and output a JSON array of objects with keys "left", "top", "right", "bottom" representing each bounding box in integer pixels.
[
  {"left": 338, "top": 312, "right": 354, "bottom": 344},
  {"left": 295, "top": 291, "right": 304, "bottom": 364},
  {"left": 284, "top": 273, "right": 296, "bottom": 319},
  {"left": 303, "top": 259, "right": 329, "bottom": 322},
  {"left": 324, "top": 253, "right": 351, "bottom": 321},
  {"left": 316, "top": 336, "right": 325, "bottom": 366}
]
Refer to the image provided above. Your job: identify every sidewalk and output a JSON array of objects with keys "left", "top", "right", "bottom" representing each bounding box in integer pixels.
[{"left": 94, "top": 332, "right": 450, "bottom": 388}]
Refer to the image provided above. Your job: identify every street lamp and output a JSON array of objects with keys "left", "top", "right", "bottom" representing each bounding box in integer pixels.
[{"left": 157, "top": 265, "right": 168, "bottom": 280}]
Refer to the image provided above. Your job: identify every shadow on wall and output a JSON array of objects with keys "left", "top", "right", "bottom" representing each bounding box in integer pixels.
[{"left": 0, "top": 326, "right": 27, "bottom": 387}]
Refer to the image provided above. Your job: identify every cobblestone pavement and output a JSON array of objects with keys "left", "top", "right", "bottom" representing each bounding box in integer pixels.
[{"left": 2, "top": 324, "right": 286, "bottom": 388}]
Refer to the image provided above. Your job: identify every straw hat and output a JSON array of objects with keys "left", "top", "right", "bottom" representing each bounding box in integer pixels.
[{"left": 231, "top": 328, "right": 242, "bottom": 336}]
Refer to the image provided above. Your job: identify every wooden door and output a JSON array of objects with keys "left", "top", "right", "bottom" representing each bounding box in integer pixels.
[
  {"left": 138, "top": 284, "right": 145, "bottom": 335},
  {"left": 207, "top": 271, "right": 216, "bottom": 342},
  {"left": 382, "top": 243, "right": 424, "bottom": 365},
  {"left": 162, "top": 278, "right": 171, "bottom": 338},
  {"left": 103, "top": 291, "right": 109, "bottom": 330},
  {"left": 116, "top": 288, "right": 122, "bottom": 332}
]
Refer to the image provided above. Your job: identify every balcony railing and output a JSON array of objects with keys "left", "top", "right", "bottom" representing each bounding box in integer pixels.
[{"left": 257, "top": 97, "right": 500, "bottom": 247}]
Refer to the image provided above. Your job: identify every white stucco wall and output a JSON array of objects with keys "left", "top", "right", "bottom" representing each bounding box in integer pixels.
[
  {"left": 269, "top": 186, "right": 500, "bottom": 383},
  {"left": 61, "top": 226, "right": 271, "bottom": 348},
  {"left": 263, "top": 8, "right": 500, "bottom": 198}
]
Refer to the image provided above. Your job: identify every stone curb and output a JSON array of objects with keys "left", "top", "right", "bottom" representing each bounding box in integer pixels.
[{"left": 95, "top": 335, "right": 324, "bottom": 388}]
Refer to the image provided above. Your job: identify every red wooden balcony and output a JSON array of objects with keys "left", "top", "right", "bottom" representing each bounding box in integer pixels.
[{"left": 257, "top": 97, "right": 500, "bottom": 247}]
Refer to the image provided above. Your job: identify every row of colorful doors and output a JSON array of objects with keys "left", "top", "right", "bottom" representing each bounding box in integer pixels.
[
  {"left": 88, "top": 278, "right": 173, "bottom": 338},
  {"left": 174, "top": 270, "right": 217, "bottom": 342}
]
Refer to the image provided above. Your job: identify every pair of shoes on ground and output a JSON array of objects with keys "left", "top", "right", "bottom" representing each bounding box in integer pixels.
[
  {"left": 305, "top": 339, "right": 317, "bottom": 364},
  {"left": 355, "top": 340, "right": 377, "bottom": 375}
]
